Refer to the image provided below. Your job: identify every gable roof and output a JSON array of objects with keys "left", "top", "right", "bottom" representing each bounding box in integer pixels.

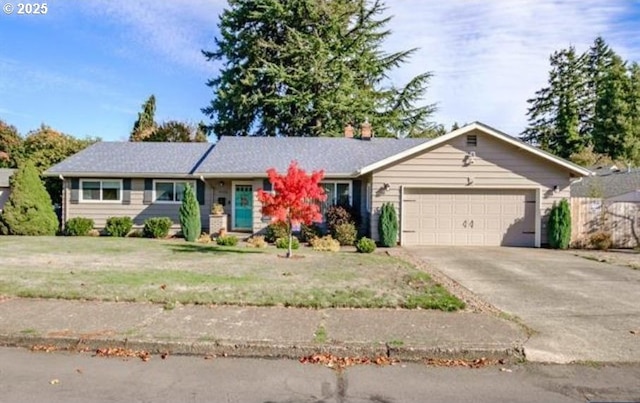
[
  {"left": 357, "top": 122, "right": 592, "bottom": 177},
  {"left": 0, "top": 168, "right": 15, "bottom": 187},
  {"left": 46, "top": 142, "right": 214, "bottom": 178},
  {"left": 195, "top": 136, "right": 429, "bottom": 177},
  {"left": 571, "top": 169, "right": 640, "bottom": 198}
]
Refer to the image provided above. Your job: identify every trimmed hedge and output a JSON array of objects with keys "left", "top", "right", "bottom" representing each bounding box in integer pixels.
[
  {"left": 65, "top": 217, "right": 94, "bottom": 236},
  {"left": 143, "top": 217, "right": 173, "bottom": 239},
  {"left": 105, "top": 216, "right": 133, "bottom": 237},
  {"left": 356, "top": 237, "right": 376, "bottom": 253}
]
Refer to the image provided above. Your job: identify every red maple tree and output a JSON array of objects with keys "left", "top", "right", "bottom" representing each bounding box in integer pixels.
[{"left": 257, "top": 161, "right": 327, "bottom": 257}]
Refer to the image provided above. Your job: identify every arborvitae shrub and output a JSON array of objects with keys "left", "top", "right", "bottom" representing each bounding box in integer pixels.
[
  {"left": 378, "top": 202, "right": 398, "bottom": 247},
  {"left": 179, "top": 184, "right": 201, "bottom": 242},
  {"left": 548, "top": 199, "right": 571, "bottom": 249}
]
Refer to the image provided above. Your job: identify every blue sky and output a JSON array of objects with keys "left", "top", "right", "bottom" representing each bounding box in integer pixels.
[{"left": 1, "top": 0, "right": 639, "bottom": 141}]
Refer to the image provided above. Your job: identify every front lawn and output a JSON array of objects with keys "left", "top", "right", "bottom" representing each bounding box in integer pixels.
[{"left": 0, "top": 237, "right": 464, "bottom": 311}]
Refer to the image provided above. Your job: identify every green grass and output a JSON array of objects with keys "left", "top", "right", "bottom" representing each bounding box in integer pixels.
[
  {"left": 313, "top": 325, "right": 328, "bottom": 343},
  {"left": 0, "top": 236, "right": 465, "bottom": 311}
]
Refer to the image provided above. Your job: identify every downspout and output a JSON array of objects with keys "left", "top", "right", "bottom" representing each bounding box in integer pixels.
[
  {"left": 399, "top": 185, "right": 404, "bottom": 246},
  {"left": 59, "top": 175, "right": 66, "bottom": 231}
]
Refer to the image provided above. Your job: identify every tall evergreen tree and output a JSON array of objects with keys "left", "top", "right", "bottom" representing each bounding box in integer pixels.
[
  {"left": 179, "top": 184, "right": 201, "bottom": 242},
  {"left": 203, "top": 0, "right": 435, "bottom": 138},
  {"left": 130, "top": 95, "right": 157, "bottom": 141},
  {"left": 592, "top": 54, "right": 632, "bottom": 160},
  {"left": 625, "top": 62, "right": 640, "bottom": 165},
  {"left": 522, "top": 47, "right": 586, "bottom": 158},
  {"left": 582, "top": 37, "right": 616, "bottom": 139}
]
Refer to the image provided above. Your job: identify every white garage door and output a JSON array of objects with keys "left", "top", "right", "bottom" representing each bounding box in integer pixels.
[{"left": 402, "top": 189, "right": 536, "bottom": 246}]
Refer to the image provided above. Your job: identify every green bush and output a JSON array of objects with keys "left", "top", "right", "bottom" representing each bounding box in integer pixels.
[
  {"left": 299, "top": 223, "right": 324, "bottom": 243},
  {"left": 332, "top": 222, "right": 357, "bottom": 246},
  {"left": 378, "top": 202, "right": 398, "bottom": 247},
  {"left": 548, "top": 199, "right": 571, "bottom": 249},
  {"left": 276, "top": 236, "right": 299, "bottom": 250},
  {"left": 179, "top": 184, "right": 201, "bottom": 242},
  {"left": 143, "top": 217, "right": 173, "bottom": 239},
  {"left": 105, "top": 216, "right": 133, "bottom": 237},
  {"left": 216, "top": 234, "right": 239, "bottom": 246},
  {"left": 65, "top": 217, "right": 94, "bottom": 236},
  {"left": 0, "top": 161, "right": 58, "bottom": 235},
  {"left": 310, "top": 235, "right": 340, "bottom": 252},
  {"left": 265, "top": 221, "right": 288, "bottom": 243},
  {"left": 356, "top": 237, "right": 376, "bottom": 253}
]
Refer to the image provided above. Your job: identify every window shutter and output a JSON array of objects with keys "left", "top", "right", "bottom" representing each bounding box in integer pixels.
[
  {"left": 143, "top": 179, "right": 153, "bottom": 205},
  {"left": 196, "top": 181, "right": 205, "bottom": 205},
  {"left": 262, "top": 179, "right": 272, "bottom": 192},
  {"left": 70, "top": 178, "right": 80, "bottom": 204},
  {"left": 122, "top": 179, "right": 132, "bottom": 205}
]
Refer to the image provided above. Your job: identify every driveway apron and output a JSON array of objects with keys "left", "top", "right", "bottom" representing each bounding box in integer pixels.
[{"left": 406, "top": 247, "right": 640, "bottom": 363}]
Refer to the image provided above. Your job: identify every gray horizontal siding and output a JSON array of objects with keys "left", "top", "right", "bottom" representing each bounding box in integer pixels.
[{"left": 64, "top": 178, "right": 212, "bottom": 231}]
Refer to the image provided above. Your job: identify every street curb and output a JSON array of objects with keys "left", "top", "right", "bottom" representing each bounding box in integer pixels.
[{"left": 0, "top": 334, "right": 525, "bottom": 363}]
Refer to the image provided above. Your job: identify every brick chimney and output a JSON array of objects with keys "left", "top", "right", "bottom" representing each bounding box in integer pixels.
[
  {"left": 344, "top": 123, "right": 354, "bottom": 138},
  {"left": 361, "top": 120, "right": 372, "bottom": 140}
]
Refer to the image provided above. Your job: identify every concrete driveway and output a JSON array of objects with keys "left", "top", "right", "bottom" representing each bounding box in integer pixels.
[{"left": 406, "top": 247, "right": 640, "bottom": 363}]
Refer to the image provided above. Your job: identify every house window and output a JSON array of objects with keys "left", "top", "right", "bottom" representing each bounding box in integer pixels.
[
  {"left": 319, "top": 181, "right": 352, "bottom": 216},
  {"left": 154, "top": 181, "right": 192, "bottom": 203},
  {"left": 81, "top": 180, "right": 122, "bottom": 202},
  {"left": 466, "top": 134, "right": 477, "bottom": 147}
]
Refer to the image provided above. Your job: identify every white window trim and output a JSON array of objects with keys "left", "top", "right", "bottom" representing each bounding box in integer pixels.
[
  {"left": 79, "top": 179, "right": 123, "bottom": 203},
  {"left": 231, "top": 181, "right": 253, "bottom": 230},
  {"left": 153, "top": 180, "right": 195, "bottom": 204}
]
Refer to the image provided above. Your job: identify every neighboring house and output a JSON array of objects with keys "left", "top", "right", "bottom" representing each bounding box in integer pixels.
[
  {"left": 571, "top": 169, "right": 640, "bottom": 202},
  {"left": 46, "top": 122, "right": 591, "bottom": 247},
  {"left": 0, "top": 168, "right": 15, "bottom": 212}
]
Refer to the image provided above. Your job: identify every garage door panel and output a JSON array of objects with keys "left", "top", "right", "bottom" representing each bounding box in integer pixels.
[{"left": 403, "top": 189, "right": 535, "bottom": 247}]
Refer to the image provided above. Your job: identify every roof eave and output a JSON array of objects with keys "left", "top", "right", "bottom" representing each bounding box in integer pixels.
[
  {"left": 358, "top": 122, "right": 593, "bottom": 177},
  {"left": 43, "top": 171, "right": 198, "bottom": 179}
]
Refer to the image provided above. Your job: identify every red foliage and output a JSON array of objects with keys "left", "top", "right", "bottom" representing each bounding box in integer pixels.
[{"left": 257, "top": 161, "right": 327, "bottom": 227}]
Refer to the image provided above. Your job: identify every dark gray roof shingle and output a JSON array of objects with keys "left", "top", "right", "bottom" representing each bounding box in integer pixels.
[
  {"left": 47, "top": 142, "right": 214, "bottom": 176},
  {"left": 0, "top": 168, "right": 15, "bottom": 187},
  {"left": 571, "top": 169, "right": 640, "bottom": 198},
  {"left": 195, "top": 137, "right": 429, "bottom": 175}
]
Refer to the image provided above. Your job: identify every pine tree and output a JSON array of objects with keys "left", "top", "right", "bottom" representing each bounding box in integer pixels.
[
  {"left": 625, "top": 63, "right": 640, "bottom": 165},
  {"left": 130, "top": 95, "right": 157, "bottom": 141},
  {"left": 179, "top": 184, "right": 201, "bottom": 242},
  {"left": 592, "top": 54, "right": 632, "bottom": 160},
  {"left": 0, "top": 161, "right": 58, "bottom": 235},
  {"left": 522, "top": 47, "right": 586, "bottom": 158},
  {"left": 203, "top": 0, "right": 435, "bottom": 138},
  {"left": 582, "top": 37, "right": 616, "bottom": 139}
]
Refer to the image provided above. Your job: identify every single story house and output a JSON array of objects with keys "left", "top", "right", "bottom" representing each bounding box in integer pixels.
[
  {"left": 0, "top": 168, "right": 15, "bottom": 212},
  {"left": 46, "top": 122, "right": 591, "bottom": 247},
  {"left": 571, "top": 168, "right": 640, "bottom": 203}
]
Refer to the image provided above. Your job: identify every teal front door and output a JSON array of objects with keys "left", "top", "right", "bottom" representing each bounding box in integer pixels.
[{"left": 234, "top": 184, "right": 253, "bottom": 229}]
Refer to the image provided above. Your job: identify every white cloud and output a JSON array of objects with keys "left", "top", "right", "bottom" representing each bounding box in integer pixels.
[
  {"left": 384, "top": 0, "right": 640, "bottom": 135},
  {"left": 69, "top": 0, "right": 226, "bottom": 73}
]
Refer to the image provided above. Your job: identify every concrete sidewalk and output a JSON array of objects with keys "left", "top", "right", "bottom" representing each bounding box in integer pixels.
[{"left": 0, "top": 299, "right": 526, "bottom": 362}]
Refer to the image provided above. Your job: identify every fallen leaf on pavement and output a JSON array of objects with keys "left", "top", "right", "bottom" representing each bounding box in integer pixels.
[
  {"left": 204, "top": 354, "right": 215, "bottom": 360},
  {"left": 94, "top": 347, "right": 151, "bottom": 362},
  {"left": 31, "top": 345, "right": 59, "bottom": 353},
  {"left": 49, "top": 379, "right": 59, "bottom": 385},
  {"left": 424, "top": 357, "right": 504, "bottom": 369},
  {"left": 630, "top": 330, "right": 638, "bottom": 335},
  {"left": 76, "top": 368, "right": 83, "bottom": 374},
  {"left": 299, "top": 353, "right": 398, "bottom": 370},
  {"left": 161, "top": 352, "right": 168, "bottom": 360}
]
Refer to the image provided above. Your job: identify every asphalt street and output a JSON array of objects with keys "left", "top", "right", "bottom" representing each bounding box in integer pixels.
[{"left": 0, "top": 347, "right": 639, "bottom": 403}]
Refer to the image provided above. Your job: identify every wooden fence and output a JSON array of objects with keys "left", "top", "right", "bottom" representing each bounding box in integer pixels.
[{"left": 570, "top": 197, "right": 640, "bottom": 248}]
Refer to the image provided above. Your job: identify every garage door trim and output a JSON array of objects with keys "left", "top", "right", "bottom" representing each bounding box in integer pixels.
[{"left": 399, "top": 186, "right": 541, "bottom": 248}]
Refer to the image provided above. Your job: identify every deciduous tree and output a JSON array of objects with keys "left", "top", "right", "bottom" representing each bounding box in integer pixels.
[{"left": 257, "top": 161, "right": 326, "bottom": 257}]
